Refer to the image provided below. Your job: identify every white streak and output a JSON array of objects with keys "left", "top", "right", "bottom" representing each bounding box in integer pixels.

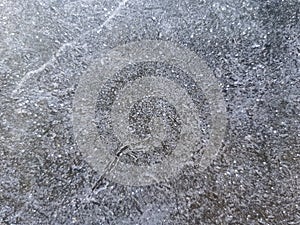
[
  {"left": 96, "top": 0, "right": 129, "bottom": 33},
  {"left": 12, "top": 0, "right": 129, "bottom": 96},
  {"left": 12, "top": 42, "right": 72, "bottom": 95}
]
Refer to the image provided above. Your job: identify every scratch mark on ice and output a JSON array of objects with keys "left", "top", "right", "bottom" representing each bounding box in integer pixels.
[{"left": 12, "top": 0, "right": 130, "bottom": 96}]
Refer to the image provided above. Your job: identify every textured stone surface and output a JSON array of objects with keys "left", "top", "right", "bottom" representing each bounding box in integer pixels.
[{"left": 1, "top": 0, "right": 299, "bottom": 224}]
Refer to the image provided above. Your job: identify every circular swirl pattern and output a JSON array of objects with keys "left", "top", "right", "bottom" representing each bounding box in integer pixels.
[{"left": 72, "top": 40, "right": 227, "bottom": 186}]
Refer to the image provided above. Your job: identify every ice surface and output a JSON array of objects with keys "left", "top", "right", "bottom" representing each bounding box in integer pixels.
[{"left": 1, "top": 0, "right": 299, "bottom": 224}]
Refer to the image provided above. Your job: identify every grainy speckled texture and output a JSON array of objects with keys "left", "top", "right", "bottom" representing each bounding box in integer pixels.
[{"left": 0, "top": 0, "right": 299, "bottom": 224}]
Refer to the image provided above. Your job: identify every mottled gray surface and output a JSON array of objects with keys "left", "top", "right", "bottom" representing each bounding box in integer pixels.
[{"left": 1, "top": 0, "right": 299, "bottom": 224}]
